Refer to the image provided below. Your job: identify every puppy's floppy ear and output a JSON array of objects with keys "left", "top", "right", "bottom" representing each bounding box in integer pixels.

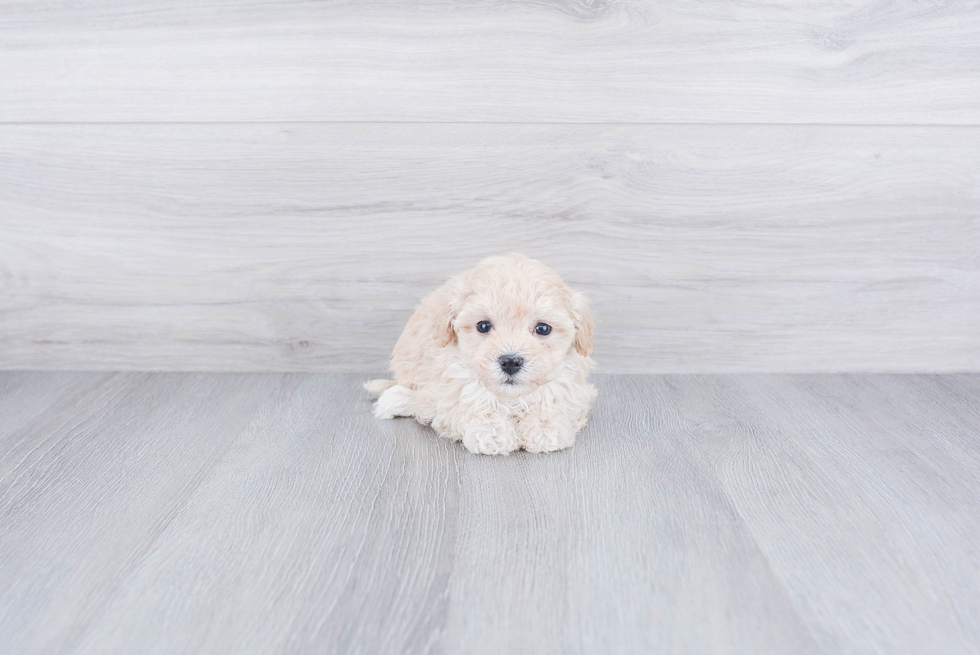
[
  {"left": 435, "top": 275, "right": 467, "bottom": 347},
  {"left": 571, "top": 292, "right": 595, "bottom": 356}
]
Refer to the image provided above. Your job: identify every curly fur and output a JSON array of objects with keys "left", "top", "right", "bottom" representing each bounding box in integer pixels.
[{"left": 365, "top": 254, "right": 597, "bottom": 455}]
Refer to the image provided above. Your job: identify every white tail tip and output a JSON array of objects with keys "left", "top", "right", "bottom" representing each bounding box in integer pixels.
[
  {"left": 373, "top": 384, "right": 414, "bottom": 419},
  {"left": 363, "top": 379, "right": 396, "bottom": 397}
]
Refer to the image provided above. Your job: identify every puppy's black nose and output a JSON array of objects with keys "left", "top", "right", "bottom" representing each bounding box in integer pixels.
[{"left": 498, "top": 354, "right": 524, "bottom": 376}]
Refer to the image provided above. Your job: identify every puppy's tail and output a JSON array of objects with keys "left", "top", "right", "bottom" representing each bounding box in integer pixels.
[{"left": 364, "top": 378, "right": 397, "bottom": 397}]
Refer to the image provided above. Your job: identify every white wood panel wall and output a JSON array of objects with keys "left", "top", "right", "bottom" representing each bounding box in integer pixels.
[
  {"left": 2, "top": 1, "right": 980, "bottom": 123},
  {"left": 0, "top": 1, "right": 978, "bottom": 372}
]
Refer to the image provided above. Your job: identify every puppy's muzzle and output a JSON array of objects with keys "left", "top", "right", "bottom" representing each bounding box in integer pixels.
[{"left": 498, "top": 354, "right": 524, "bottom": 377}]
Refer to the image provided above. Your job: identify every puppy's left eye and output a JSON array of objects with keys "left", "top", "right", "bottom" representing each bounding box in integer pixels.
[{"left": 535, "top": 323, "right": 551, "bottom": 336}]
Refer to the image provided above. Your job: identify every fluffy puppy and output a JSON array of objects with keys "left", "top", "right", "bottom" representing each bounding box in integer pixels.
[{"left": 365, "top": 254, "right": 596, "bottom": 455}]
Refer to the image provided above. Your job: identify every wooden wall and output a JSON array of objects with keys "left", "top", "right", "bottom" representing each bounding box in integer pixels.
[{"left": 1, "top": 1, "right": 978, "bottom": 372}]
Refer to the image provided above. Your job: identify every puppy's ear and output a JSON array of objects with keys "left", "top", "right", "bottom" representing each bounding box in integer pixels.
[
  {"left": 435, "top": 275, "right": 467, "bottom": 347},
  {"left": 571, "top": 292, "right": 595, "bottom": 356}
]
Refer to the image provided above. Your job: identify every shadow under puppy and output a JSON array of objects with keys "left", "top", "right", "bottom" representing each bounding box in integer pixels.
[{"left": 365, "top": 254, "right": 597, "bottom": 455}]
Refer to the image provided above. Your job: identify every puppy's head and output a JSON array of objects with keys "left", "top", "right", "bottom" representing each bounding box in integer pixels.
[{"left": 442, "top": 254, "right": 594, "bottom": 397}]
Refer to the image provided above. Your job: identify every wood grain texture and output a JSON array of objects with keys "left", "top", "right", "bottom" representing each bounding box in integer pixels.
[
  {"left": 1, "top": 372, "right": 979, "bottom": 654},
  {"left": 658, "top": 374, "right": 980, "bottom": 653},
  {"left": 440, "top": 375, "right": 821, "bottom": 654},
  {"left": 66, "top": 375, "right": 464, "bottom": 655},
  {"left": 1, "top": 124, "right": 977, "bottom": 372},
  {"left": 0, "top": 372, "right": 286, "bottom": 654},
  {"left": 1, "top": 1, "right": 979, "bottom": 123}
]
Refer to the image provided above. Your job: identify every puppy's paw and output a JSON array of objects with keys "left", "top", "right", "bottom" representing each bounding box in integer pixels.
[
  {"left": 374, "top": 385, "right": 413, "bottom": 419},
  {"left": 518, "top": 416, "right": 576, "bottom": 454},
  {"left": 461, "top": 418, "right": 520, "bottom": 456}
]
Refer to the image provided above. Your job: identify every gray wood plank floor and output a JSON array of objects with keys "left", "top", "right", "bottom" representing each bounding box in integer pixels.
[{"left": 1, "top": 373, "right": 978, "bottom": 654}]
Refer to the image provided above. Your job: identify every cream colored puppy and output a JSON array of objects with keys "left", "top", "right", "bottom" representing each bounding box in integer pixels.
[{"left": 365, "top": 254, "right": 596, "bottom": 455}]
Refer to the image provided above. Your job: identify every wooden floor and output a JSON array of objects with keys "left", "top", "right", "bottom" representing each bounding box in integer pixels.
[{"left": 1, "top": 373, "right": 978, "bottom": 654}]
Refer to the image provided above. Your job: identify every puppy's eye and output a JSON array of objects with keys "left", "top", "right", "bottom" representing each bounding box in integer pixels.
[
  {"left": 476, "top": 320, "right": 493, "bottom": 333},
  {"left": 535, "top": 323, "right": 552, "bottom": 336}
]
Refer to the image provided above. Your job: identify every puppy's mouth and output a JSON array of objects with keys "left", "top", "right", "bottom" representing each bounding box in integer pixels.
[
  {"left": 491, "top": 355, "right": 532, "bottom": 393},
  {"left": 498, "top": 374, "right": 530, "bottom": 393}
]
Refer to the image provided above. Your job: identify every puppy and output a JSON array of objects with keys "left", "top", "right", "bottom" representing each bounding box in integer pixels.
[{"left": 365, "top": 254, "right": 596, "bottom": 455}]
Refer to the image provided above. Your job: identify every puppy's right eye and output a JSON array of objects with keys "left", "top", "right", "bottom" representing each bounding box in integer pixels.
[{"left": 476, "top": 320, "right": 492, "bottom": 333}]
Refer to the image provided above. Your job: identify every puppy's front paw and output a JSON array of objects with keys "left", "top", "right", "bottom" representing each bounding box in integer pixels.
[
  {"left": 518, "top": 416, "right": 576, "bottom": 454},
  {"left": 461, "top": 418, "right": 520, "bottom": 456}
]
